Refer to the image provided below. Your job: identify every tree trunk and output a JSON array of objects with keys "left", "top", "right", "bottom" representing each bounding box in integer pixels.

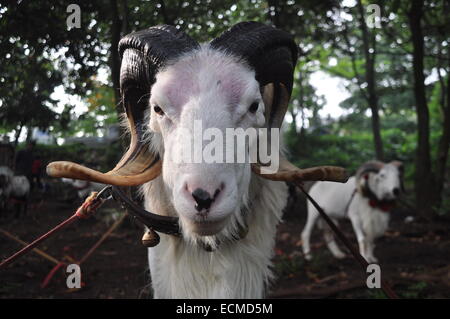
[
  {"left": 159, "top": 0, "right": 174, "bottom": 25},
  {"left": 13, "top": 123, "right": 24, "bottom": 147},
  {"left": 357, "top": 0, "right": 384, "bottom": 160},
  {"left": 26, "top": 126, "right": 33, "bottom": 142},
  {"left": 408, "top": 0, "right": 436, "bottom": 217},
  {"left": 110, "top": 0, "right": 122, "bottom": 114},
  {"left": 289, "top": 109, "right": 297, "bottom": 132},
  {"left": 435, "top": 68, "right": 450, "bottom": 209},
  {"left": 267, "top": 0, "right": 280, "bottom": 27},
  {"left": 121, "top": 0, "right": 129, "bottom": 35}
]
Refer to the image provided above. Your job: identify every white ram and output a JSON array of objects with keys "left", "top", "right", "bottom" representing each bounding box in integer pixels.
[
  {"left": 0, "top": 166, "right": 30, "bottom": 216},
  {"left": 46, "top": 22, "right": 347, "bottom": 298},
  {"left": 301, "top": 160, "right": 403, "bottom": 263}
]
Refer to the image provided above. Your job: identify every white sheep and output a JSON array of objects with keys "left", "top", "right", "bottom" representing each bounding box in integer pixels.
[
  {"left": 301, "top": 160, "right": 403, "bottom": 263},
  {"left": 61, "top": 178, "right": 106, "bottom": 199},
  {"left": 0, "top": 166, "right": 30, "bottom": 217},
  {"left": 46, "top": 22, "right": 347, "bottom": 298}
]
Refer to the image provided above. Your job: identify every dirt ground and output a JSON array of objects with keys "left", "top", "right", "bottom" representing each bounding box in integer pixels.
[{"left": 1, "top": 184, "right": 450, "bottom": 299}]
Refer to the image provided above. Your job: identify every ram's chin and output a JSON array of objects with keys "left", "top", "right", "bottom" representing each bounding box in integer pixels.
[{"left": 180, "top": 215, "right": 229, "bottom": 237}]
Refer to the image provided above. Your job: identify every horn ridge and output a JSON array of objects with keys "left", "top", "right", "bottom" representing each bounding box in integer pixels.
[
  {"left": 356, "top": 160, "right": 385, "bottom": 179},
  {"left": 210, "top": 21, "right": 298, "bottom": 93},
  {"left": 119, "top": 25, "right": 200, "bottom": 74}
]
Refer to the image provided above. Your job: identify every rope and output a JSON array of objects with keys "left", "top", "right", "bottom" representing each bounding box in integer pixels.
[
  {"left": 2, "top": 182, "right": 399, "bottom": 298},
  {"left": 0, "top": 214, "right": 79, "bottom": 269},
  {"left": 0, "top": 228, "right": 62, "bottom": 265},
  {"left": 0, "top": 190, "right": 108, "bottom": 270},
  {"left": 297, "top": 182, "right": 399, "bottom": 299},
  {"left": 40, "top": 214, "right": 126, "bottom": 288},
  {"left": 40, "top": 262, "right": 66, "bottom": 288}
]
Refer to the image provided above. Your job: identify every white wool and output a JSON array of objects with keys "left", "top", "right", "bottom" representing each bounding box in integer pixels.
[
  {"left": 302, "top": 162, "right": 401, "bottom": 264},
  {"left": 144, "top": 175, "right": 287, "bottom": 298},
  {"left": 138, "top": 46, "right": 289, "bottom": 298},
  {"left": 0, "top": 166, "right": 30, "bottom": 208}
]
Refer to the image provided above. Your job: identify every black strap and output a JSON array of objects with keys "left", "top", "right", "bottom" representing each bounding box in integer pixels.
[
  {"left": 110, "top": 186, "right": 181, "bottom": 236},
  {"left": 344, "top": 189, "right": 357, "bottom": 216}
]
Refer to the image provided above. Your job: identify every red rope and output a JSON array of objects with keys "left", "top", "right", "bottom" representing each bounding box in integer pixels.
[
  {"left": 40, "top": 262, "right": 66, "bottom": 288},
  {"left": 0, "top": 214, "right": 79, "bottom": 269},
  {"left": 0, "top": 192, "right": 104, "bottom": 270}
]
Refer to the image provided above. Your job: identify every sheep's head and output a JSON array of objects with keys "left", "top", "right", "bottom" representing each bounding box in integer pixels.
[
  {"left": 46, "top": 22, "right": 348, "bottom": 242},
  {"left": 148, "top": 50, "right": 262, "bottom": 236},
  {"left": 121, "top": 23, "right": 297, "bottom": 239},
  {"left": 357, "top": 160, "right": 404, "bottom": 202}
]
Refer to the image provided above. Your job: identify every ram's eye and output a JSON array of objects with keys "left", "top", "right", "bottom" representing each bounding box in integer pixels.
[
  {"left": 154, "top": 105, "right": 164, "bottom": 116},
  {"left": 249, "top": 102, "right": 259, "bottom": 113}
]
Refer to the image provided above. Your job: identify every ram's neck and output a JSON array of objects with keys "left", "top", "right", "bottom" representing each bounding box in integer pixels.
[{"left": 142, "top": 176, "right": 287, "bottom": 298}]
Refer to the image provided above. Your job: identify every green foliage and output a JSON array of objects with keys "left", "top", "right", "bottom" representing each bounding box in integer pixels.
[
  {"left": 0, "top": 1, "right": 109, "bottom": 141},
  {"left": 285, "top": 113, "right": 419, "bottom": 190},
  {"left": 274, "top": 255, "right": 305, "bottom": 278},
  {"left": 367, "top": 289, "right": 388, "bottom": 299},
  {"left": 52, "top": 82, "right": 118, "bottom": 138},
  {"left": 0, "top": 0, "right": 449, "bottom": 212},
  {"left": 285, "top": 128, "right": 375, "bottom": 175}
]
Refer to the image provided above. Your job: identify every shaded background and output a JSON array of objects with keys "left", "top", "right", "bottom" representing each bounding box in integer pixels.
[{"left": 0, "top": 0, "right": 449, "bottom": 298}]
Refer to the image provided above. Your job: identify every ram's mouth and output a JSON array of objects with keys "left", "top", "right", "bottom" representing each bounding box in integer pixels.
[{"left": 188, "top": 216, "right": 228, "bottom": 236}]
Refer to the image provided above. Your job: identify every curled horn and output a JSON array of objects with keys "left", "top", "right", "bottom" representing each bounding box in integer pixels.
[
  {"left": 211, "top": 21, "right": 297, "bottom": 129},
  {"left": 356, "top": 160, "right": 384, "bottom": 181},
  {"left": 355, "top": 160, "right": 384, "bottom": 194},
  {"left": 212, "top": 22, "right": 347, "bottom": 183},
  {"left": 47, "top": 26, "right": 199, "bottom": 186}
]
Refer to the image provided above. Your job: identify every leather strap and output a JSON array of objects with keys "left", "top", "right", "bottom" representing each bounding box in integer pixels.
[{"left": 110, "top": 186, "right": 181, "bottom": 236}]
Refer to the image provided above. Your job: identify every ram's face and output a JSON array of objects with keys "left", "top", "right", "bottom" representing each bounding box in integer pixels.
[
  {"left": 148, "top": 49, "right": 265, "bottom": 237},
  {"left": 368, "top": 163, "right": 402, "bottom": 201}
]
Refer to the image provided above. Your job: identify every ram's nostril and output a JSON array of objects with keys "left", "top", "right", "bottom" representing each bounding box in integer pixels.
[
  {"left": 192, "top": 188, "right": 213, "bottom": 212},
  {"left": 393, "top": 187, "right": 400, "bottom": 196}
]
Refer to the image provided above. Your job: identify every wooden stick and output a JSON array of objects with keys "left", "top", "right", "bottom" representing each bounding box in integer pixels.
[
  {"left": 0, "top": 228, "right": 62, "bottom": 265},
  {"left": 78, "top": 213, "right": 127, "bottom": 264}
]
